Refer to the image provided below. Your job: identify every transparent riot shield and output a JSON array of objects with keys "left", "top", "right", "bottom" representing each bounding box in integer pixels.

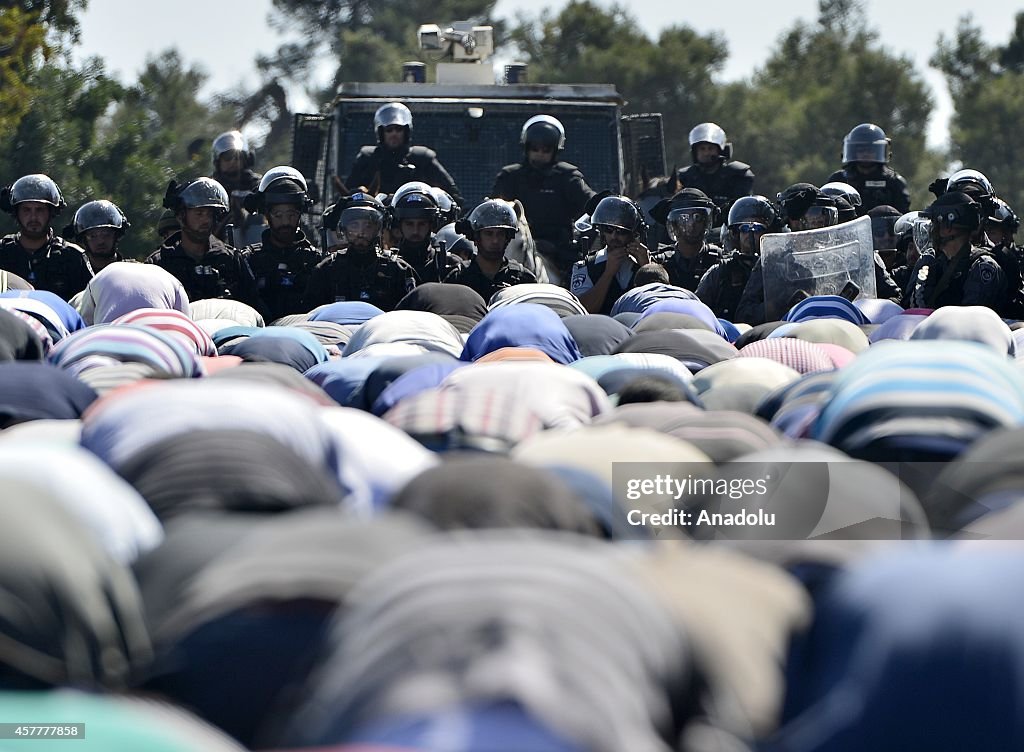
[{"left": 760, "top": 215, "right": 877, "bottom": 322}]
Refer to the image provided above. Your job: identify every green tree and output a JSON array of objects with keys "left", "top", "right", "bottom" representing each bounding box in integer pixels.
[
  {"left": 933, "top": 12, "right": 1024, "bottom": 215},
  {"left": 0, "top": 49, "right": 240, "bottom": 257},
  {"left": 724, "top": 0, "right": 941, "bottom": 208},
  {"left": 0, "top": 7, "right": 49, "bottom": 136},
  {"left": 510, "top": 1, "right": 728, "bottom": 177},
  {"left": 0, "top": 0, "right": 84, "bottom": 41}
]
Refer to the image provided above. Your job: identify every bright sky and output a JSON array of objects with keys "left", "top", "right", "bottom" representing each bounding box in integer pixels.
[{"left": 72, "top": 0, "right": 1021, "bottom": 149}]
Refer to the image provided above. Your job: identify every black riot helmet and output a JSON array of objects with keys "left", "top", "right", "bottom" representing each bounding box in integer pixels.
[
  {"left": 591, "top": 195, "right": 646, "bottom": 242},
  {"left": 327, "top": 192, "right": 385, "bottom": 248},
  {"left": 163, "top": 177, "right": 230, "bottom": 217},
  {"left": 841, "top": 123, "right": 891, "bottom": 165},
  {"left": 868, "top": 204, "right": 901, "bottom": 251},
  {"left": 651, "top": 188, "right": 719, "bottom": 244},
  {"left": 986, "top": 197, "right": 1019, "bottom": 246},
  {"left": 921, "top": 191, "right": 982, "bottom": 246},
  {"left": 0, "top": 174, "right": 66, "bottom": 216},
  {"left": 520, "top": 115, "right": 566, "bottom": 154},
  {"left": 777, "top": 184, "right": 838, "bottom": 230},
  {"left": 467, "top": 199, "right": 519, "bottom": 237},
  {"left": 726, "top": 195, "right": 778, "bottom": 256},
  {"left": 374, "top": 102, "right": 413, "bottom": 145},
  {"left": 73, "top": 200, "right": 130, "bottom": 237},
  {"left": 163, "top": 179, "right": 230, "bottom": 218},
  {"left": 391, "top": 189, "right": 440, "bottom": 226},
  {"left": 729, "top": 195, "right": 778, "bottom": 230},
  {"left": 433, "top": 222, "right": 475, "bottom": 261},
  {"left": 989, "top": 197, "right": 1020, "bottom": 232},
  {"left": 430, "top": 187, "right": 460, "bottom": 226},
  {"left": 821, "top": 181, "right": 862, "bottom": 212}
]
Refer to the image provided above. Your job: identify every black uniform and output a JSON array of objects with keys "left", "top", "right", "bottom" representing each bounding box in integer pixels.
[
  {"left": 676, "top": 161, "right": 754, "bottom": 217},
  {"left": 905, "top": 245, "right": 1007, "bottom": 311},
  {"left": 212, "top": 168, "right": 265, "bottom": 246},
  {"left": 146, "top": 232, "right": 265, "bottom": 313},
  {"left": 211, "top": 168, "right": 261, "bottom": 195},
  {"left": 395, "top": 241, "right": 464, "bottom": 284},
  {"left": 243, "top": 229, "right": 327, "bottom": 321},
  {"left": 347, "top": 145, "right": 461, "bottom": 204},
  {"left": 492, "top": 161, "right": 595, "bottom": 265},
  {"left": 304, "top": 247, "right": 419, "bottom": 312},
  {"left": 445, "top": 257, "right": 537, "bottom": 303},
  {"left": 825, "top": 166, "right": 911, "bottom": 214},
  {"left": 0, "top": 233, "right": 93, "bottom": 301},
  {"left": 695, "top": 256, "right": 757, "bottom": 322},
  {"left": 651, "top": 243, "right": 721, "bottom": 292}
]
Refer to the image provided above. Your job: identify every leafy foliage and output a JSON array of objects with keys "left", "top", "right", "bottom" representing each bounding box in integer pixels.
[
  {"left": 934, "top": 12, "right": 1024, "bottom": 214},
  {"left": 509, "top": 1, "right": 728, "bottom": 176},
  {"left": 262, "top": 0, "right": 500, "bottom": 104},
  {"left": 0, "top": 50, "right": 239, "bottom": 257}
]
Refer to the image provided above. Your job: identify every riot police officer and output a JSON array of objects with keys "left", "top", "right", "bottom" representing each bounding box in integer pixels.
[
  {"left": 700, "top": 196, "right": 778, "bottom": 322},
  {"left": 492, "top": 115, "right": 596, "bottom": 278},
  {"left": 446, "top": 199, "right": 536, "bottom": 302},
  {"left": 988, "top": 197, "right": 1021, "bottom": 250},
  {"left": 210, "top": 129, "right": 265, "bottom": 246},
  {"left": 890, "top": 211, "right": 925, "bottom": 295},
  {"left": 776, "top": 183, "right": 839, "bottom": 232},
  {"left": 826, "top": 123, "right": 911, "bottom": 213},
  {"left": 211, "top": 130, "right": 261, "bottom": 194},
  {"left": 241, "top": 166, "right": 326, "bottom": 321},
  {"left": 146, "top": 177, "right": 265, "bottom": 312},
  {"left": 985, "top": 197, "right": 1024, "bottom": 317},
  {"left": 569, "top": 195, "right": 650, "bottom": 315},
  {"left": 905, "top": 191, "right": 1006, "bottom": 311},
  {"left": 346, "top": 102, "right": 462, "bottom": 203},
  {"left": 304, "top": 193, "right": 419, "bottom": 311},
  {"left": 387, "top": 185, "right": 463, "bottom": 283},
  {"left": 71, "top": 199, "right": 132, "bottom": 272},
  {"left": 648, "top": 188, "right": 722, "bottom": 291},
  {"left": 676, "top": 123, "right": 754, "bottom": 218},
  {"left": 0, "top": 174, "right": 93, "bottom": 300}
]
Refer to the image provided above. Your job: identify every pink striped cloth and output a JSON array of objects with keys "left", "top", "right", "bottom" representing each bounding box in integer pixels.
[
  {"left": 738, "top": 338, "right": 835, "bottom": 375},
  {"left": 113, "top": 308, "right": 217, "bottom": 356}
]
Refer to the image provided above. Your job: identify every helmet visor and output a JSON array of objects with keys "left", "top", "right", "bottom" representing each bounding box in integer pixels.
[
  {"left": 913, "top": 218, "right": 933, "bottom": 253},
  {"left": 871, "top": 215, "right": 898, "bottom": 248},
  {"left": 843, "top": 141, "right": 887, "bottom": 164},
  {"left": 666, "top": 207, "right": 710, "bottom": 242},
  {"left": 799, "top": 205, "right": 838, "bottom": 230},
  {"left": 730, "top": 223, "right": 767, "bottom": 254},
  {"left": 340, "top": 206, "right": 382, "bottom": 239}
]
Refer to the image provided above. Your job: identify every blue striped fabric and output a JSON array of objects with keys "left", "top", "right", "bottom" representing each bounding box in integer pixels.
[
  {"left": 811, "top": 341, "right": 1024, "bottom": 455},
  {"left": 48, "top": 324, "right": 205, "bottom": 379},
  {"left": 608, "top": 283, "right": 699, "bottom": 316},
  {"left": 783, "top": 295, "right": 870, "bottom": 325}
]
